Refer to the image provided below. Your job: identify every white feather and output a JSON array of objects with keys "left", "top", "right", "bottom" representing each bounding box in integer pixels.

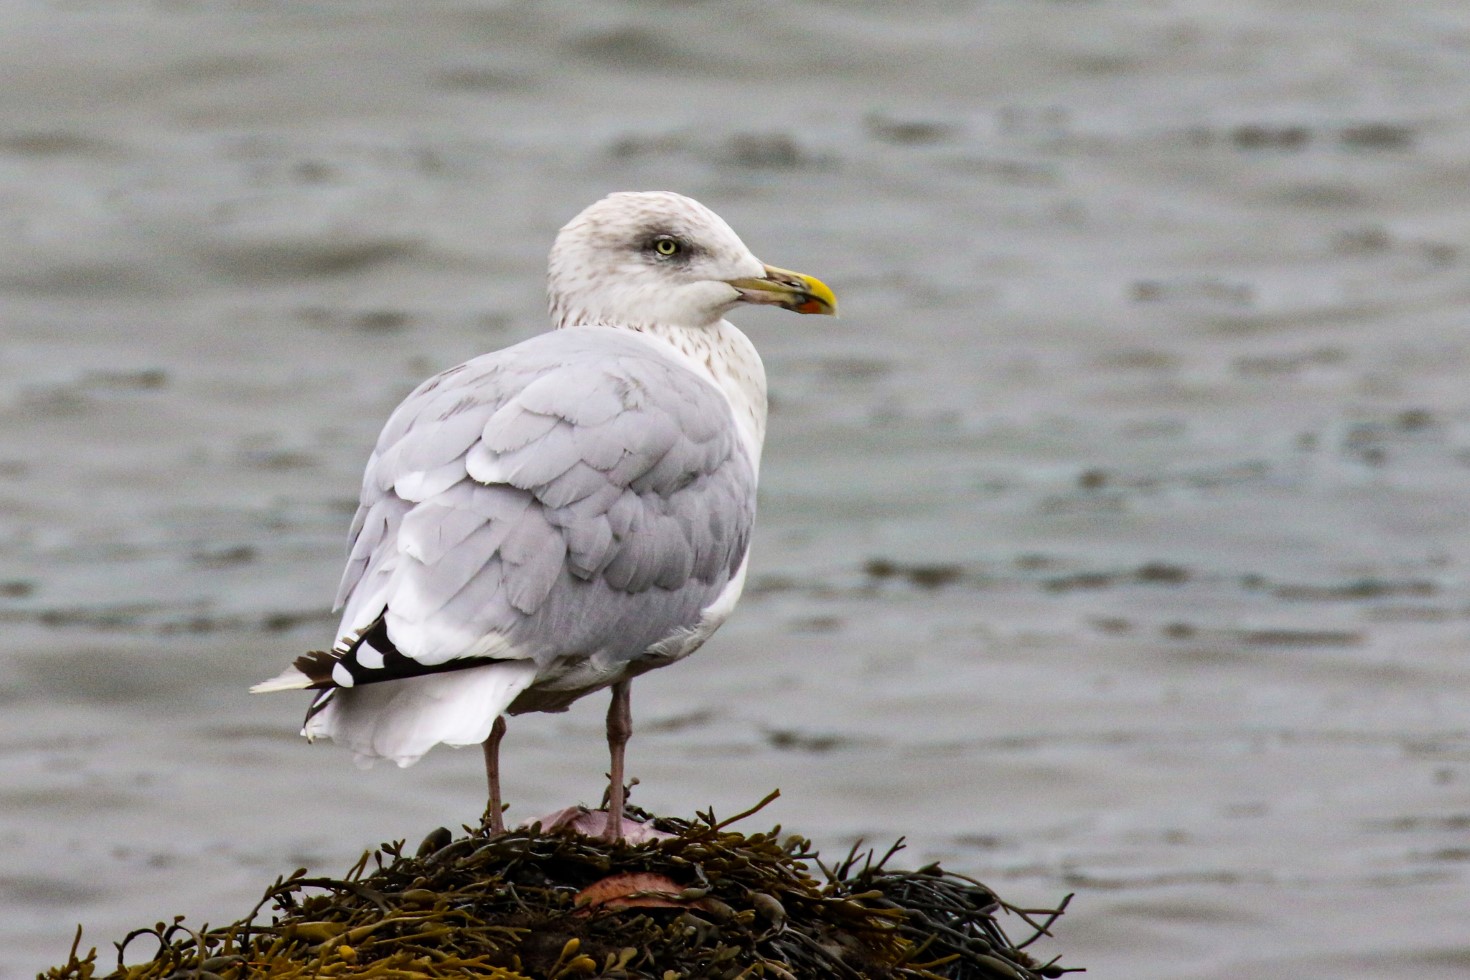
[
  {"left": 338, "top": 573, "right": 393, "bottom": 639},
  {"left": 464, "top": 444, "right": 512, "bottom": 485},
  {"left": 303, "top": 660, "right": 538, "bottom": 768},
  {"left": 394, "top": 461, "right": 465, "bottom": 501},
  {"left": 249, "top": 666, "right": 314, "bottom": 694},
  {"left": 355, "top": 642, "right": 385, "bottom": 670}
]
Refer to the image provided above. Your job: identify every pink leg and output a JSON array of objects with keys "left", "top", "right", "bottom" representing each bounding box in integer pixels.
[
  {"left": 483, "top": 715, "right": 508, "bottom": 833},
  {"left": 602, "top": 681, "right": 632, "bottom": 842}
]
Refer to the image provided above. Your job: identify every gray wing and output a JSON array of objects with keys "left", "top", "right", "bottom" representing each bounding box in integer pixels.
[{"left": 330, "top": 327, "right": 756, "bottom": 684}]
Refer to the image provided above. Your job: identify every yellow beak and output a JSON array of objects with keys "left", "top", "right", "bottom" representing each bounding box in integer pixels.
[{"left": 727, "top": 264, "right": 838, "bottom": 316}]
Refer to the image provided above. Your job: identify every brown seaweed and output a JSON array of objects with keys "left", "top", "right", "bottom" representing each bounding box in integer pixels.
[{"left": 42, "top": 796, "right": 1080, "bottom": 980}]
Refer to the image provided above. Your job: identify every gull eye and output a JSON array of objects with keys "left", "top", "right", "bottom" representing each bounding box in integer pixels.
[{"left": 652, "top": 237, "right": 681, "bottom": 257}]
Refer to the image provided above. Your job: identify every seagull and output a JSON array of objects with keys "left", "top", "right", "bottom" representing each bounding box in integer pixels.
[{"left": 252, "top": 191, "right": 836, "bottom": 840}]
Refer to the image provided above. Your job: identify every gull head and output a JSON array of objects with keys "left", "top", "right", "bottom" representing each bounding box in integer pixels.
[{"left": 548, "top": 191, "right": 836, "bottom": 331}]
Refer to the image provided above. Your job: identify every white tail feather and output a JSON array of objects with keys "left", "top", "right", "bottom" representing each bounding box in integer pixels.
[
  {"left": 249, "top": 666, "right": 315, "bottom": 694},
  {"left": 303, "top": 660, "right": 539, "bottom": 768}
]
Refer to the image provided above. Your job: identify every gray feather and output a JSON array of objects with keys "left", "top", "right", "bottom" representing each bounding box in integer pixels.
[
  {"left": 482, "top": 407, "right": 559, "bottom": 453},
  {"left": 398, "top": 502, "right": 486, "bottom": 566},
  {"left": 537, "top": 461, "right": 614, "bottom": 510},
  {"left": 394, "top": 459, "right": 466, "bottom": 502},
  {"left": 391, "top": 520, "right": 514, "bottom": 626},
  {"left": 516, "top": 370, "right": 626, "bottom": 426},
  {"left": 498, "top": 420, "right": 583, "bottom": 489},
  {"left": 331, "top": 327, "right": 756, "bottom": 679},
  {"left": 385, "top": 406, "right": 490, "bottom": 474},
  {"left": 571, "top": 419, "right": 631, "bottom": 471}
]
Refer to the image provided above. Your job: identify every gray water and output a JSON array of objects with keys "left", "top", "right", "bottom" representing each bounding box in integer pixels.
[{"left": 4, "top": 1, "right": 1470, "bottom": 976}]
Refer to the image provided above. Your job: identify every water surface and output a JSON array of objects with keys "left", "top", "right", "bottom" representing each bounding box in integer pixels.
[{"left": 3, "top": 2, "right": 1469, "bottom": 977}]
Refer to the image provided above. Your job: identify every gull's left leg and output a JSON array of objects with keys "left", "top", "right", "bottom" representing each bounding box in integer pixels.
[
  {"left": 602, "top": 680, "right": 632, "bottom": 841},
  {"left": 482, "top": 715, "right": 508, "bottom": 833}
]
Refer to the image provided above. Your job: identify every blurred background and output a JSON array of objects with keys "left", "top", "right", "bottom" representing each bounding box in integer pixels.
[{"left": 3, "top": 1, "right": 1469, "bottom": 976}]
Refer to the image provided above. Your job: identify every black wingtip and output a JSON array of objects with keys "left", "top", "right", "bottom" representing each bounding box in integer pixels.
[{"left": 292, "top": 649, "right": 341, "bottom": 689}]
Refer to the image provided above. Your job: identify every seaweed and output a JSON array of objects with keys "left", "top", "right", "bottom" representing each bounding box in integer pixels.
[{"left": 42, "top": 795, "right": 1080, "bottom": 980}]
